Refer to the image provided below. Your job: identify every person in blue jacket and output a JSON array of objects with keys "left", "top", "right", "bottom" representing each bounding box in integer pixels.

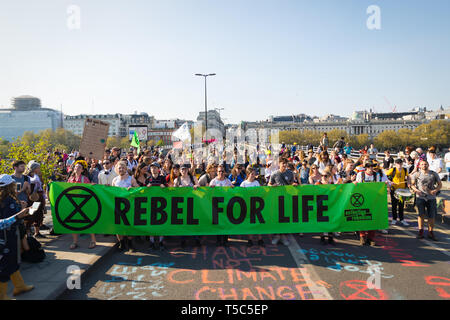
[
  {"left": 0, "top": 174, "right": 34, "bottom": 300},
  {"left": 228, "top": 164, "right": 246, "bottom": 187}
]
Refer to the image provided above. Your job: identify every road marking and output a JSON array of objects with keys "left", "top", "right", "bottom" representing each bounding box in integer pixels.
[
  {"left": 286, "top": 235, "right": 334, "bottom": 300},
  {"left": 392, "top": 226, "right": 450, "bottom": 259}
]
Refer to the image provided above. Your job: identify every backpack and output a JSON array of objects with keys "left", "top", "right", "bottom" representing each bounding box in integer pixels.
[
  {"left": 360, "top": 171, "right": 380, "bottom": 183},
  {"left": 21, "top": 236, "right": 46, "bottom": 263},
  {"left": 387, "top": 167, "right": 407, "bottom": 182}
]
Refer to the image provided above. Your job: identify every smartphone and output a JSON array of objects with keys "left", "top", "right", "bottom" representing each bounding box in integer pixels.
[
  {"left": 16, "top": 183, "right": 21, "bottom": 192},
  {"left": 29, "top": 202, "right": 40, "bottom": 216}
]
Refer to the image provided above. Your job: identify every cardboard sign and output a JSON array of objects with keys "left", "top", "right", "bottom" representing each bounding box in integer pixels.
[{"left": 79, "top": 118, "right": 109, "bottom": 160}]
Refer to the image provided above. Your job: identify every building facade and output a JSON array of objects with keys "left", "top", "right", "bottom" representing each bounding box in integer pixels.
[
  {"left": 64, "top": 114, "right": 125, "bottom": 137},
  {"left": 237, "top": 108, "right": 448, "bottom": 140},
  {"left": 197, "top": 110, "right": 225, "bottom": 137},
  {"left": 0, "top": 95, "right": 62, "bottom": 141}
]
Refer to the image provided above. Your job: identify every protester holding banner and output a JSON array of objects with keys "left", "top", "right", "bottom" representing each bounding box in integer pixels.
[
  {"left": 67, "top": 161, "right": 97, "bottom": 250},
  {"left": 238, "top": 166, "right": 265, "bottom": 247},
  {"left": 112, "top": 161, "right": 139, "bottom": 252},
  {"left": 229, "top": 164, "right": 246, "bottom": 187},
  {"left": 410, "top": 160, "right": 442, "bottom": 241},
  {"left": 175, "top": 164, "right": 201, "bottom": 248},
  {"left": 146, "top": 162, "right": 167, "bottom": 250},
  {"left": 166, "top": 164, "right": 181, "bottom": 187},
  {"left": 308, "top": 164, "right": 321, "bottom": 185},
  {"left": 315, "top": 169, "right": 336, "bottom": 245},
  {"left": 355, "top": 162, "right": 379, "bottom": 246},
  {"left": 0, "top": 174, "right": 34, "bottom": 300},
  {"left": 269, "top": 158, "right": 296, "bottom": 246},
  {"left": 210, "top": 164, "right": 233, "bottom": 246},
  {"left": 198, "top": 163, "right": 217, "bottom": 187},
  {"left": 98, "top": 159, "right": 118, "bottom": 186},
  {"left": 134, "top": 162, "right": 149, "bottom": 187}
]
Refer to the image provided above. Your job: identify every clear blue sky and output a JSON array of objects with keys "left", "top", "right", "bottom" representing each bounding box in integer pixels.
[{"left": 0, "top": 0, "right": 449, "bottom": 123}]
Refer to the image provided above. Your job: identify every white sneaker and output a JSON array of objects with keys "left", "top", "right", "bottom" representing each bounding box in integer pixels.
[
  {"left": 390, "top": 220, "right": 398, "bottom": 225},
  {"left": 400, "top": 220, "right": 410, "bottom": 226},
  {"left": 271, "top": 235, "right": 280, "bottom": 245},
  {"left": 281, "top": 236, "right": 290, "bottom": 246},
  {"left": 380, "top": 229, "right": 388, "bottom": 234}
]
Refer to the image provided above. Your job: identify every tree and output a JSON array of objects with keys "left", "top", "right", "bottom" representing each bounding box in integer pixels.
[
  {"left": 349, "top": 133, "right": 371, "bottom": 149},
  {"left": 106, "top": 136, "right": 121, "bottom": 149},
  {"left": 373, "top": 130, "right": 399, "bottom": 150},
  {"left": 156, "top": 139, "right": 164, "bottom": 147},
  {"left": 328, "top": 129, "right": 349, "bottom": 146},
  {"left": 0, "top": 138, "right": 10, "bottom": 159},
  {"left": 0, "top": 131, "right": 58, "bottom": 187}
]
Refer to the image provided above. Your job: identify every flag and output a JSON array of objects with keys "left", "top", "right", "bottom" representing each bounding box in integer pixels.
[
  {"left": 131, "top": 130, "right": 140, "bottom": 154},
  {"left": 172, "top": 122, "right": 191, "bottom": 143}
]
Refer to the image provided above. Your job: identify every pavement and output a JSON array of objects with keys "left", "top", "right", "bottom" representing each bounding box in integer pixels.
[
  {"left": 7, "top": 205, "right": 116, "bottom": 300},
  {"left": 7, "top": 181, "right": 450, "bottom": 300}
]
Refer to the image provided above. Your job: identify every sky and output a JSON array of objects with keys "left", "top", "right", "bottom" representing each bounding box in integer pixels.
[{"left": 0, "top": 0, "right": 449, "bottom": 124}]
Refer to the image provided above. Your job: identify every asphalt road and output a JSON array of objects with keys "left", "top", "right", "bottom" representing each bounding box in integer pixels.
[{"left": 59, "top": 210, "right": 450, "bottom": 301}]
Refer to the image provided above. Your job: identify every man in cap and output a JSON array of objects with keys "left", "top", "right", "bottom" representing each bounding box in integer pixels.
[{"left": 147, "top": 162, "right": 167, "bottom": 187}]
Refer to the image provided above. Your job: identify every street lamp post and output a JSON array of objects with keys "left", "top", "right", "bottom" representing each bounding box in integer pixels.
[{"left": 195, "top": 73, "right": 216, "bottom": 143}]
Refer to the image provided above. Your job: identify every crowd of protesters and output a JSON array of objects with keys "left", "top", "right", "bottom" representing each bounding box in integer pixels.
[{"left": 1, "top": 137, "right": 448, "bottom": 300}]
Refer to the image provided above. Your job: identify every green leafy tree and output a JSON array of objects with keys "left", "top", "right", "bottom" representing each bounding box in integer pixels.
[
  {"left": 0, "top": 131, "right": 57, "bottom": 187},
  {"left": 328, "top": 129, "right": 349, "bottom": 146}
]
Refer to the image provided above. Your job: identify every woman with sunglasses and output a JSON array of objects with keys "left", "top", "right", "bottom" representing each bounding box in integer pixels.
[
  {"left": 210, "top": 164, "right": 233, "bottom": 246},
  {"left": 240, "top": 166, "right": 265, "bottom": 247},
  {"left": 299, "top": 160, "right": 310, "bottom": 185},
  {"left": 314, "top": 169, "right": 336, "bottom": 245},
  {"left": 308, "top": 164, "right": 322, "bottom": 185},
  {"left": 175, "top": 164, "right": 200, "bottom": 248}
]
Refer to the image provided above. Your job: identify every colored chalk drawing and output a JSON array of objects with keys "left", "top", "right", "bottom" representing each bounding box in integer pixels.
[
  {"left": 425, "top": 276, "right": 450, "bottom": 299},
  {"left": 340, "top": 280, "right": 388, "bottom": 300},
  {"left": 93, "top": 260, "right": 174, "bottom": 300},
  {"left": 299, "top": 248, "right": 394, "bottom": 279}
]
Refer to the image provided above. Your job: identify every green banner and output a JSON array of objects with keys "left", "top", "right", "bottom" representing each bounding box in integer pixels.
[{"left": 49, "top": 182, "right": 388, "bottom": 236}]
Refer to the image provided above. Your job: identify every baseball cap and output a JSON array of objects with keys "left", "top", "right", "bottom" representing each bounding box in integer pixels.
[
  {"left": 150, "top": 162, "right": 160, "bottom": 168},
  {"left": 181, "top": 163, "right": 191, "bottom": 169},
  {"left": 0, "top": 174, "right": 14, "bottom": 187}
]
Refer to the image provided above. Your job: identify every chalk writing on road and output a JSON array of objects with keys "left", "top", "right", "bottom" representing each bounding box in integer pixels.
[
  {"left": 166, "top": 244, "right": 320, "bottom": 300},
  {"left": 340, "top": 280, "right": 388, "bottom": 300},
  {"left": 93, "top": 260, "right": 174, "bottom": 300},
  {"left": 299, "top": 248, "right": 394, "bottom": 279},
  {"left": 425, "top": 276, "right": 450, "bottom": 299}
]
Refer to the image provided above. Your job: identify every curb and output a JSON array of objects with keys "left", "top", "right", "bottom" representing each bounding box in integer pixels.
[{"left": 51, "top": 240, "right": 119, "bottom": 300}]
